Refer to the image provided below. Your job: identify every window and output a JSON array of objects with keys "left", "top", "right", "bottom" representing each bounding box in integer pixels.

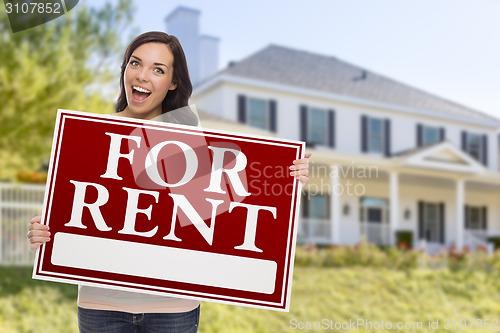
[
  {"left": 367, "top": 208, "right": 382, "bottom": 223},
  {"left": 422, "top": 126, "right": 440, "bottom": 145},
  {"left": 417, "top": 124, "right": 444, "bottom": 146},
  {"left": 237, "top": 95, "right": 276, "bottom": 132},
  {"left": 465, "top": 206, "right": 487, "bottom": 230},
  {"left": 423, "top": 203, "right": 440, "bottom": 243},
  {"left": 247, "top": 98, "right": 268, "bottom": 130},
  {"left": 308, "top": 108, "right": 328, "bottom": 145},
  {"left": 462, "top": 131, "right": 487, "bottom": 165},
  {"left": 301, "top": 193, "right": 330, "bottom": 240},
  {"left": 300, "top": 105, "right": 335, "bottom": 148},
  {"left": 361, "top": 116, "right": 390, "bottom": 155},
  {"left": 303, "top": 194, "right": 329, "bottom": 219},
  {"left": 368, "top": 118, "right": 384, "bottom": 153},
  {"left": 466, "top": 133, "right": 482, "bottom": 161}
]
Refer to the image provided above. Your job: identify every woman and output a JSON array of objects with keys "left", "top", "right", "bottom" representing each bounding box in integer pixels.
[{"left": 27, "top": 31, "right": 311, "bottom": 332}]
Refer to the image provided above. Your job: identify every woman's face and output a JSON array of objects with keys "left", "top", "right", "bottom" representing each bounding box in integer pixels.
[{"left": 122, "top": 42, "right": 177, "bottom": 119}]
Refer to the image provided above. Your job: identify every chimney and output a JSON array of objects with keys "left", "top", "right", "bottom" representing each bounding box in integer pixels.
[
  {"left": 165, "top": 7, "right": 219, "bottom": 86},
  {"left": 199, "top": 35, "right": 219, "bottom": 81}
]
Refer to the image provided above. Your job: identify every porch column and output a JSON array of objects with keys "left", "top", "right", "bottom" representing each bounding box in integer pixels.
[
  {"left": 455, "top": 179, "right": 465, "bottom": 250},
  {"left": 389, "top": 171, "right": 398, "bottom": 246},
  {"left": 330, "top": 165, "right": 340, "bottom": 244}
]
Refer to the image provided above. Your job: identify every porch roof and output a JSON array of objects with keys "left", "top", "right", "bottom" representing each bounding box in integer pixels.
[{"left": 307, "top": 142, "right": 500, "bottom": 184}]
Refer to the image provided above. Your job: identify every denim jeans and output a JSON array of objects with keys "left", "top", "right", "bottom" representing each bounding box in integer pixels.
[{"left": 78, "top": 305, "right": 200, "bottom": 333}]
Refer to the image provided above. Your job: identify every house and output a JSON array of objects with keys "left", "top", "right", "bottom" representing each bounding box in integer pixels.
[{"left": 167, "top": 7, "right": 500, "bottom": 252}]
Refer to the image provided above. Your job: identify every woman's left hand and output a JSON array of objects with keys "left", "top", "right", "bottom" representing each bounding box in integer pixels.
[{"left": 290, "top": 152, "right": 311, "bottom": 186}]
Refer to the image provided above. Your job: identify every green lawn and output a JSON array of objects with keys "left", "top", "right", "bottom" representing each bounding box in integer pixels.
[{"left": 1, "top": 266, "right": 500, "bottom": 332}]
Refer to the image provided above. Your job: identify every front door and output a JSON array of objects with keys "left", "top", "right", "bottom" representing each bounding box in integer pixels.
[{"left": 360, "top": 197, "right": 389, "bottom": 245}]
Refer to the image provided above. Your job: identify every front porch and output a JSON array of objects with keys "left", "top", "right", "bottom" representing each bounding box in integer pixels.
[{"left": 299, "top": 142, "right": 500, "bottom": 253}]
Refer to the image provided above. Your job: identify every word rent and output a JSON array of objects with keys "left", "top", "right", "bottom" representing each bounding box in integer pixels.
[{"left": 64, "top": 132, "right": 277, "bottom": 253}]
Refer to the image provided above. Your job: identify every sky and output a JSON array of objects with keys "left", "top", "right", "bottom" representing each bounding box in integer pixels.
[{"left": 84, "top": 0, "right": 500, "bottom": 120}]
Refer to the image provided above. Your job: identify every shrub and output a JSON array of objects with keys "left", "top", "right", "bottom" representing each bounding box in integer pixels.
[{"left": 294, "top": 240, "right": 500, "bottom": 272}]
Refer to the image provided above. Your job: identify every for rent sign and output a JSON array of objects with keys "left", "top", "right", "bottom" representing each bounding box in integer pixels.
[{"left": 33, "top": 109, "right": 304, "bottom": 311}]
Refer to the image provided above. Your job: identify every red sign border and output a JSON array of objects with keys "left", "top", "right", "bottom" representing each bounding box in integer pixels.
[{"left": 32, "top": 109, "right": 305, "bottom": 311}]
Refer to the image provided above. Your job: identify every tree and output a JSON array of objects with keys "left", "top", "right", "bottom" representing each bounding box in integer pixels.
[{"left": 0, "top": 0, "right": 134, "bottom": 181}]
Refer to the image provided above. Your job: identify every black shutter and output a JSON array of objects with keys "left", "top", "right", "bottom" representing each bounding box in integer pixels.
[
  {"left": 325, "top": 195, "right": 331, "bottom": 219},
  {"left": 418, "top": 201, "right": 424, "bottom": 239},
  {"left": 269, "top": 100, "right": 277, "bottom": 133},
  {"left": 237, "top": 95, "right": 246, "bottom": 123},
  {"left": 482, "top": 134, "right": 488, "bottom": 166},
  {"left": 361, "top": 115, "right": 368, "bottom": 152},
  {"left": 417, "top": 124, "right": 423, "bottom": 147},
  {"left": 300, "top": 105, "right": 308, "bottom": 142},
  {"left": 301, "top": 193, "right": 309, "bottom": 217},
  {"left": 439, "top": 203, "right": 445, "bottom": 244},
  {"left": 461, "top": 131, "right": 467, "bottom": 151},
  {"left": 439, "top": 127, "right": 445, "bottom": 142},
  {"left": 328, "top": 109, "right": 335, "bottom": 148},
  {"left": 384, "top": 119, "right": 391, "bottom": 157},
  {"left": 464, "top": 205, "right": 469, "bottom": 229},
  {"left": 482, "top": 206, "right": 488, "bottom": 230}
]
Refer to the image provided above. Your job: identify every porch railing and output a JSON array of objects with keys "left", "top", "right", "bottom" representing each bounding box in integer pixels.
[
  {"left": 298, "top": 218, "right": 331, "bottom": 244},
  {"left": 0, "top": 183, "right": 45, "bottom": 265},
  {"left": 360, "top": 222, "right": 390, "bottom": 246},
  {"left": 464, "top": 229, "right": 494, "bottom": 253}
]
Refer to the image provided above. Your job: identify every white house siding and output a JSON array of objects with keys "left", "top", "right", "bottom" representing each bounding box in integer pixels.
[{"left": 192, "top": 83, "right": 225, "bottom": 118}]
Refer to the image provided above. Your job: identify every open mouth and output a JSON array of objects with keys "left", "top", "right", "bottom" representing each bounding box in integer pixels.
[{"left": 131, "top": 85, "right": 151, "bottom": 102}]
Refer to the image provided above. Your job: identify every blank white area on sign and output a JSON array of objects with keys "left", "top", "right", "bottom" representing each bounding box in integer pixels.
[{"left": 51, "top": 233, "right": 277, "bottom": 294}]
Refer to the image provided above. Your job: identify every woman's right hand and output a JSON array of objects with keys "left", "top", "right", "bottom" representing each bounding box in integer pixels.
[{"left": 27, "top": 216, "right": 50, "bottom": 252}]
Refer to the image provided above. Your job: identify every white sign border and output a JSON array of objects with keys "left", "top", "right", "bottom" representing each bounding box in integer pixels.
[{"left": 33, "top": 109, "right": 305, "bottom": 312}]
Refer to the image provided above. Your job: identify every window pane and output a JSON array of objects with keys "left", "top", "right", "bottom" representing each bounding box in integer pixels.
[
  {"left": 423, "top": 126, "right": 439, "bottom": 145},
  {"left": 370, "top": 118, "right": 382, "bottom": 135},
  {"left": 309, "top": 195, "right": 328, "bottom": 219},
  {"left": 424, "top": 203, "right": 440, "bottom": 242},
  {"left": 467, "top": 133, "right": 481, "bottom": 160},
  {"left": 469, "top": 207, "right": 482, "bottom": 229},
  {"left": 361, "top": 198, "right": 388, "bottom": 207},
  {"left": 367, "top": 208, "right": 382, "bottom": 223},
  {"left": 309, "top": 108, "right": 327, "bottom": 144},
  {"left": 248, "top": 98, "right": 268, "bottom": 130},
  {"left": 368, "top": 118, "right": 383, "bottom": 152}
]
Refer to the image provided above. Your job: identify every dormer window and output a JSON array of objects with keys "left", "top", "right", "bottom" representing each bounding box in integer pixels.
[
  {"left": 461, "top": 131, "right": 487, "bottom": 165},
  {"left": 466, "top": 133, "right": 481, "bottom": 161},
  {"left": 417, "top": 124, "right": 445, "bottom": 147}
]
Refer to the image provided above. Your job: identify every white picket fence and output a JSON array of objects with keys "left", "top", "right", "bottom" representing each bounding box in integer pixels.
[{"left": 0, "top": 182, "right": 45, "bottom": 265}]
